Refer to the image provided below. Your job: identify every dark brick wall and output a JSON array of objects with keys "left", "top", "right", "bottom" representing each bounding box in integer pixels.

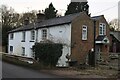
[
  {"left": 70, "top": 13, "right": 110, "bottom": 64},
  {"left": 71, "top": 12, "right": 94, "bottom": 64},
  {"left": 95, "top": 16, "right": 110, "bottom": 61}
]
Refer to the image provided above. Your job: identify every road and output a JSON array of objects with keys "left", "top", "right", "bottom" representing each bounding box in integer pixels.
[{"left": 2, "top": 61, "right": 61, "bottom": 78}]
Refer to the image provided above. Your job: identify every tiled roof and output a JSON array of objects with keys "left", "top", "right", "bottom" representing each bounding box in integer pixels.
[
  {"left": 8, "top": 23, "right": 35, "bottom": 33},
  {"left": 9, "top": 13, "right": 81, "bottom": 33},
  {"left": 110, "top": 31, "right": 120, "bottom": 42},
  {"left": 36, "top": 13, "right": 80, "bottom": 29},
  {"left": 8, "top": 13, "right": 104, "bottom": 33}
]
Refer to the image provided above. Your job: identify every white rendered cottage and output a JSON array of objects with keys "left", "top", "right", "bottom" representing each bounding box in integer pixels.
[{"left": 8, "top": 13, "right": 80, "bottom": 67}]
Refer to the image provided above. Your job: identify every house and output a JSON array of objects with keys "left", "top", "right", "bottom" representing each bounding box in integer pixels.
[
  {"left": 110, "top": 31, "right": 120, "bottom": 53},
  {"left": 8, "top": 12, "right": 110, "bottom": 67},
  {"left": 91, "top": 15, "right": 110, "bottom": 62}
]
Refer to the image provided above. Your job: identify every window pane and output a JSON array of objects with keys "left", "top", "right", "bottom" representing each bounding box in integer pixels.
[
  {"left": 31, "top": 31, "right": 35, "bottom": 40},
  {"left": 99, "top": 27, "right": 102, "bottom": 35},
  {"left": 22, "top": 47, "right": 25, "bottom": 56},
  {"left": 10, "top": 46, "right": 13, "bottom": 52},
  {"left": 30, "top": 48, "right": 34, "bottom": 58},
  {"left": 10, "top": 33, "right": 14, "bottom": 40},
  {"left": 22, "top": 32, "right": 25, "bottom": 41},
  {"left": 103, "top": 24, "right": 106, "bottom": 35},
  {"left": 42, "top": 29, "right": 47, "bottom": 39},
  {"left": 82, "top": 25, "right": 87, "bottom": 40},
  {"left": 99, "top": 23, "right": 106, "bottom": 35}
]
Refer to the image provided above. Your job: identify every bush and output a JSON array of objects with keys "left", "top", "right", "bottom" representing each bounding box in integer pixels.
[{"left": 32, "top": 43, "right": 63, "bottom": 67}]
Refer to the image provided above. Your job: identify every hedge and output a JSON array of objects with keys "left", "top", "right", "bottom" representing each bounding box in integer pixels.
[{"left": 32, "top": 43, "right": 63, "bottom": 67}]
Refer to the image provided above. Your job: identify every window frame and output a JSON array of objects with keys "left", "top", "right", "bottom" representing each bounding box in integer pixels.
[
  {"left": 99, "top": 23, "right": 106, "bottom": 35},
  {"left": 30, "top": 48, "right": 35, "bottom": 58},
  {"left": 42, "top": 29, "right": 47, "bottom": 40},
  {"left": 22, "top": 32, "right": 26, "bottom": 42},
  {"left": 103, "top": 23, "right": 106, "bottom": 35},
  {"left": 22, "top": 47, "right": 25, "bottom": 56},
  {"left": 10, "top": 46, "right": 13, "bottom": 53},
  {"left": 30, "top": 30, "right": 35, "bottom": 41},
  {"left": 10, "top": 33, "right": 14, "bottom": 40},
  {"left": 82, "top": 25, "right": 88, "bottom": 40}
]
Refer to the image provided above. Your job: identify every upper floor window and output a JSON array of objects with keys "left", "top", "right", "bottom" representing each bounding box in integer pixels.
[
  {"left": 22, "top": 32, "right": 26, "bottom": 42},
  {"left": 10, "top": 33, "right": 14, "bottom": 40},
  {"left": 42, "top": 29, "right": 47, "bottom": 40},
  {"left": 82, "top": 25, "right": 87, "bottom": 40},
  {"left": 99, "top": 23, "right": 106, "bottom": 35},
  {"left": 31, "top": 30, "right": 35, "bottom": 41}
]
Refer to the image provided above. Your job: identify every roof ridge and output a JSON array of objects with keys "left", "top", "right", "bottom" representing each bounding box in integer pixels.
[{"left": 37, "top": 12, "right": 80, "bottom": 23}]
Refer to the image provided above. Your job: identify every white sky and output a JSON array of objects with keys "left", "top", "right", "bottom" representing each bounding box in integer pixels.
[{"left": 1, "top": 0, "right": 120, "bottom": 22}]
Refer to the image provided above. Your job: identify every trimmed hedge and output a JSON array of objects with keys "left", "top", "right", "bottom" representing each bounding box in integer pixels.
[{"left": 33, "top": 43, "right": 63, "bottom": 66}]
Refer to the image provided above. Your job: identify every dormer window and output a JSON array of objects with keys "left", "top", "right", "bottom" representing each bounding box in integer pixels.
[
  {"left": 99, "top": 23, "right": 106, "bottom": 35},
  {"left": 10, "top": 33, "right": 14, "bottom": 40}
]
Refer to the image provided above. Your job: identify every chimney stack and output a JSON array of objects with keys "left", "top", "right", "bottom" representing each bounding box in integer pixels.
[
  {"left": 36, "top": 11, "right": 45, "bottom": 22},
  {"left": 24, "top": 18, "right": 29, "bottom": 25}
]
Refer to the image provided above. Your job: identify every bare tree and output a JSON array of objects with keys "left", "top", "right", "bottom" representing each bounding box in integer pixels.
[{"left": 109, "top": 19, "right": 119, "bottom": 31}]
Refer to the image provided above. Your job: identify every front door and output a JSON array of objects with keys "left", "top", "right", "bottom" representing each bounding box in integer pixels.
[{"left": 96, "top": 45, "right": 101, "bottom": 61}]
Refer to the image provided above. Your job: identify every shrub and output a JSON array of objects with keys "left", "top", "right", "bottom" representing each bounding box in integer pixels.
[{"left": 32, "top": 43, "right": 63, "bottom": 67}]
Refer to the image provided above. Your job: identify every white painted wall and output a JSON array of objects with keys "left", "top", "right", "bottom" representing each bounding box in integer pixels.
[
  {"left": 8, "top": 23, "right": 71, "bottom": 67},
  {"left": 37, "top": 24, "right": 71, "bottom": 66},
  {"left": 48, "top": 24, "right": 71, "bottom": 67},
  {"left": 8, "top": 30, "right": 36, "bottom": 58},
  {"left": 9, "top": 32, "right": 22, "bottom": 55}
]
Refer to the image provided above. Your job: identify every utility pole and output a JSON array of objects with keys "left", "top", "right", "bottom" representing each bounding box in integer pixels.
[{"left": 92, "top": 20, "right": 96, "bottom": 67}]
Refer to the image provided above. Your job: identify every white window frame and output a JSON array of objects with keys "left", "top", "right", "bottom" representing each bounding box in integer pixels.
[
  {"left": 42, "top": 29, "right": 47, "bottom": 40},
  {"left": 30, "top": 48, "right": 35, "bottom": 58},
  {"left": 99, "top": 23, "right": 106, "bottom": 35},
  {"left": 103, "top": 23, "right": 106, "bottom": 35},
  {"left": 10, "top": 33, "right": 14, "bottom": 40},
  {"left": 22, "top": 32, "right": 26, "bottom": 41},
  {"left": 31, "top": 30, "right": 35, "bottom": 41},
  {"left": 22, "top": 47, "right": 25, "bottom": 56},
  {"left": 82, "top": 25, "right": 87, "bottom": 40},
  {"left": 10, "top": 46, "right": 13, "bottom": 53}
]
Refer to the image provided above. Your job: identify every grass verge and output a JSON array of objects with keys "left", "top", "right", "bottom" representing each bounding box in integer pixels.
[{"left": 2, "top": 54, "right": 54, "bottom": 70}]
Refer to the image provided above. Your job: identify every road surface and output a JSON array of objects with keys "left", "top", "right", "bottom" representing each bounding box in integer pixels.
[{"left": 2, "top": 61, "right": 60, "bottom": 78}]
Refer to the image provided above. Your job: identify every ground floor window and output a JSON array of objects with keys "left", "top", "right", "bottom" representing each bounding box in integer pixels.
[
  {"left": 10, "top": 46, "right": 13, "bottom": 53},
  {"left": 30, "top": 48, "right": 35, "bottom": 58},
  {"left": 22, "top": 47, "right": 25, "bottom": 56}
]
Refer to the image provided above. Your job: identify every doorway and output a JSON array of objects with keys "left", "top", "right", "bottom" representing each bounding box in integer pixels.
[{"left": 96, "top": 45, "right": 101, "bottom": 61}]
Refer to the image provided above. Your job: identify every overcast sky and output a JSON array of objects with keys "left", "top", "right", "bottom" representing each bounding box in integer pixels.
[{"left": 1, "top": 0, "right": 120, "bottom": 22}]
